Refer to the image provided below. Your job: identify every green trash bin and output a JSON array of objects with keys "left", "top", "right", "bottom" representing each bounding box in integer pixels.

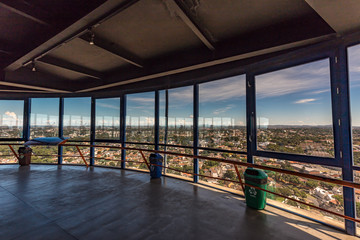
[{"left": 244, "top": 168, "right": 268, "bottom": 209}]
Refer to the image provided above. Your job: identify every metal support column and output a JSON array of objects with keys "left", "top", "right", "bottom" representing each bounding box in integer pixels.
[
  {"left": 193, "top": 84, "right": 199, "bottom": 183},
  {"left": 58, "top": 97, "right": 64, "bottom": 165},
  {"left": 120, "top": 95, "right": 127, "bottom": 169},
  {"left": 23, "top": 98, "right": 31, "bottom": 141},
  {"left": 335, "top": 47, "right": 356, "bottom": 235},
  {"left": 89, "top": 97, "right": 96, "bottom": 166},
  {"left": 246, "top": 74, "right": 256, "bottom": 164},
  {"left": 155, "top": 90, "right": 160, "bottom": 151}
]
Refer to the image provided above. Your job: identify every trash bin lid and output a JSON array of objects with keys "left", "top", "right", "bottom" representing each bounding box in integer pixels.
[
  {"left": 150, "top": 153, "right": 163, "bottom": 160},
  {"left": 244, "top": 168, "right": 267, "bottom": 179}
]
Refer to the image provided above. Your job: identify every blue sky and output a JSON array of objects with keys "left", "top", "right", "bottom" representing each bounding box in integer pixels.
[
  {"left": 127, "top": 91, "right": 155, "bottom": 126},
  {"left": 31, "top": 98, "right": 60, "bottom": 126},
  {"left": 349, "top": 44, "right": 360, "bottom": 127},
  {"left": 3, "top": 47, "right": 360, "bottom": 128},
  {"left": 63, "top": 98, "right": 90, "bottom": 127},
  {"left": 199, "top": 76, "right": 246, "bottom": 126},
  {"left": 256, "top": 59, "right": 333, "bottom": 126}
]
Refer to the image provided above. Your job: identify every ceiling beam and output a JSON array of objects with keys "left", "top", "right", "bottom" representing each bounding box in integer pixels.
[
  {"left": 166, "top": 0, "right": 215, "bottom": 51},
  {"left": 0, "top": 1, "right": 50, "bottom": 26},
  {"left": 76, "top": 34, "right": 335, "bottom": 93},
  {"left": 79, "top": 36, "right": 143, "bottom": 68},
  {"left": 0, "top": 49, "right": 12, "bottom": 55},
  {"left": 305, "top": 0, "right": 360, "bottom": 34},
  {"left": 0, "top": 81, "right": 71, "bottom": 93},
  {"left": 0, "top": 89, "right": 53, "bottom": 93},
  {"left": 5, "top": 0, "right": 140, "bottom": 71},
  {"left": 38, "top": 56, "right": 103, "bottom": 80}
]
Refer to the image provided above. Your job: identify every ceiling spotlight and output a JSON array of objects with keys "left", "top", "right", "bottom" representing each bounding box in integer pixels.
[
  {"left": 31, "top": 61, "right": 36, "bottom": 72},
  {"left": 89, "top": 32, "right": 95, "bottom": 45}
]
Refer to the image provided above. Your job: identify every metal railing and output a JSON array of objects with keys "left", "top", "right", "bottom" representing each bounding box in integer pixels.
[{"left": 1, "top": 142, "right": 360, "bottom": 225}]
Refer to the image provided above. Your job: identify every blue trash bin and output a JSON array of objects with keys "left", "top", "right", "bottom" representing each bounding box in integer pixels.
[{"left": 149, "top": 153, "right": 163, "bottom": 178}]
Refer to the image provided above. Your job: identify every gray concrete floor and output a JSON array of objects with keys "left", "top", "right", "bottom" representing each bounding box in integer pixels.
[{"left": 0, "top": 165, "right": 357, "bottom": 240}]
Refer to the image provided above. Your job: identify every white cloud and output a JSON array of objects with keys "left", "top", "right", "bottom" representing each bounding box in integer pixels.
[
  {"left": 199, "top": 76, "right": 246, "bottom": 103},
  {"left": 128, "top": 97, "right": 154, "bottom": 104},
  {"left": 256, "top": 59, "right": 330, "bottom": 99},
  {"left": 97, "top": 102, "right": 120, "bottom": 110},
  {"left": 294, "top": 98, "right": 317, "bottom": 104},
  {"left": 310, "top": 89, "right": 329, "bottom": 94},
  {"left": 5, "top": 111, "right": 18, "bottom": 120},
  {"left": 212, "top": 104, "right": 235, "bottom": 115},
  {"left": 166, "top": 75, "right": 246, "bottom": 107}
]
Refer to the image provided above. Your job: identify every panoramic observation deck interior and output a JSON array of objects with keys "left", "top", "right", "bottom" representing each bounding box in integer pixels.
[{"left": 2, "top": 0, "right": 360, "bottom": 239}]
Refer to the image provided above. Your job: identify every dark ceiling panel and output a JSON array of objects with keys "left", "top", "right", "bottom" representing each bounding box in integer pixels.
[
  {"left": 93, "top": 0, "right": 205, "bottom": 59},
  {"left": 24, "top": 0, "right": 107, "bottom": 28},
  {"left": 184, "top": 0, "right": 333, "bottom": 41},
  {"left": 47, "top": 38, "right": 129, "bottom": 72},
  {"left": 0, "top": 8, "right": 44, "bottom": 46}
]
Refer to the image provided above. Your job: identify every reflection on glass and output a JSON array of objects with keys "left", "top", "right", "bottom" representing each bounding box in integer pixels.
[
  {"left": 256, "top": 59, "right": 334, "bottom": 157},
  {"left": 199, "top": 76, "right": 246, "bottom": 151},
  {"left": 63, "top": 98, "right": 91, "bottom": 141},
  {"left": 167, "top": 86, "right": 193, "bottom": 146},
  {"left": 30, "top": 98, "right": 59, "bottom": 138},
  {"left": 349, "top": 45, "right": 360, "bottom": 165},
  {"left": 95, "top": 98, "right": 120, "bottom": 140},
  {"left": 126, "top": 92, "right": 154, "bottom": 143},
  {"left": 0, "top": 100, "right": 24, "bottom": 138}
]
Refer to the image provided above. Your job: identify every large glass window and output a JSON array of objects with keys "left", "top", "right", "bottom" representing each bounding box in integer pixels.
[
  {"left": 95, "top": 98, "right": 120, "bottom": 140},
  {"left": 0, "top": 100, "right": 24, "bottom": 138},
  {"left": 126, "top": 143, "right": 153, "bottom": 171},
  {"left": 199, "top": 76, "right": 246, "bottom": 151},
  {"left": 255, "top": 157, "right": 343, "bottom": 229},
  {"left": 126, "top": 92, "right": 155, "bottom": 143},
  {"left": 30, "top": 98, "right": 59, "bottom": 138},
  {"left": 163, "top": 146, "right": 193, "bottom": 181},
  {"left": 167, "top": 86, "right": 193, "bottom": 146},
  {"left": 62, "top": 145, "right": 90, "bottom": 165},
  {"left": 348, "top": 44, "right": 360, "bottom": 165},
  {"left": 0, "top": 142, "right": 22, "bottom": 163},
  {"left": 256, "top": 59, "right": 334, "bottom": 157},
  {"left": 63, "top": 98, "right": 91, "bottom": 141}
]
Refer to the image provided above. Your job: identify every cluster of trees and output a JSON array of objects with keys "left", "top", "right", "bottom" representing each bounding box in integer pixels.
[
  {"left": 31, "top": 146, "right": 58, "bottom": 163},
  {"left": 258, "top": 127, "right": 333, "bottom": 155},
  {"left": 126, "top": 128, "right": 154, "bottom": 143},
  {"left": 0, "top": 127, "right": 22, "bottom": 138}
]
